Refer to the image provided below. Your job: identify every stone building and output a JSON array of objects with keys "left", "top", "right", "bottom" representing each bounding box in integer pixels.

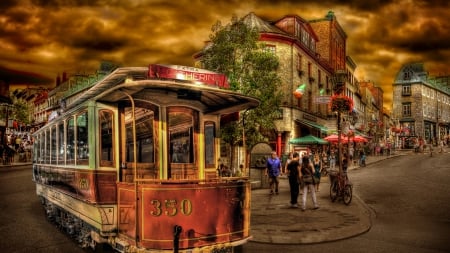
[
  {"left": 392, "top": 63, "right": 450, "bottom": 146},
  {"left": 235, "top": 12, "right": 371, "bottom": 154}
]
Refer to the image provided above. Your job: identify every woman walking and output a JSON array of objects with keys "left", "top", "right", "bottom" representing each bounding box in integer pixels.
[
  {"left": 313, "top": 154, "right": 322, "bottom": 192},
  {"left": 300, "top": 156, "right": 319, "bottom": 211}
]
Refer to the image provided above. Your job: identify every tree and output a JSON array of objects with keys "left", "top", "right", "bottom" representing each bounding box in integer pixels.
[
  {"left": 13, "top": 99, "right": 29, "bottom": 126},
  {"left": 201, "top": 15, "right": 283, "bottom": 168}
]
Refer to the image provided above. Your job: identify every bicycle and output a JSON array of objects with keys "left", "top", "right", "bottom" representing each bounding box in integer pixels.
[{"left": 329, "top": 170, "right": 352, "bottom": 205}]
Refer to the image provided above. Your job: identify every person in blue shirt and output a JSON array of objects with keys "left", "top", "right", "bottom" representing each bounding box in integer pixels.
[{"left": 266, "top": 151, "right": 282, "bottom": 195}]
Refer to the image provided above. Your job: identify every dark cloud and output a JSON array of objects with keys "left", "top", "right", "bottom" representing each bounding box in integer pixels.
[{"left": 0, "top": 0, "right": 448, "bottom": 110}]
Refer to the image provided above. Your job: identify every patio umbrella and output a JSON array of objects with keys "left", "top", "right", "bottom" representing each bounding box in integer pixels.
[
  {"left": 351, "top": 135, "right": 368, "bottom": 143},
  {"left": 324, "top": 134, "right": 348, "bottom": 143},
  {"left": 289, "top": 135, "right": 328, "bottom": 145}
]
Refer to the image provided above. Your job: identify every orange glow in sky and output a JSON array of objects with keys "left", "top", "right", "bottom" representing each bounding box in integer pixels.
[{"left": 0, "top": 0, "right": 449, "bottom": 110}]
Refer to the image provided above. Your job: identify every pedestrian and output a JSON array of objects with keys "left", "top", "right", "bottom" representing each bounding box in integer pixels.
[
  {"left": 329, "top": 150, "right": 336, "bottom": 170},
  {"left": 286, "top": 152, "right": 301, "bottom": 208},
  {"left": 283, "top": 152, "right": 293, "bottom": 175},
  {"left": 312, "top": 154, "right": 322, "bottom": 192},
  {"left": 342, "top": 153, "right": 349, "bottom": 174},
  {"left": 438, "top": 139, "right": 444, "bottom": 153},
  {"left": 300, "top": 156, "right": 319, "bottom": 211},
  {"left": 266, "top": 151, "right": 282, "bottom": 195}
]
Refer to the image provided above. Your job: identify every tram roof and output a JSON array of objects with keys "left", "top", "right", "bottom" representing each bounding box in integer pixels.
[{"left": 71, "top": 67, "right": 260, "bottom": 115}]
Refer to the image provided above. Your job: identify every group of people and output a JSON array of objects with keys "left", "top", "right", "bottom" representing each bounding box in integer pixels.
[
  {"left": 1, "top": 132, "right": 33, "bottom": 165},
  {"left": 266, "top": 151, "right": 322, "bottom": 211},
  {"left": 266, "top": 150, "right": 351, "bottom": 211}
]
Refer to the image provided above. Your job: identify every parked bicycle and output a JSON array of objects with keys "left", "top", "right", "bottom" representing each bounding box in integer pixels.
[{"left": 329, "top": 170, "right": 352, "bottom": 205}]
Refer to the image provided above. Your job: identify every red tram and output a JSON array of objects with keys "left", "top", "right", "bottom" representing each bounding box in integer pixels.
[{"left": 32, "top": 64, "right": 259, "bottom": 252}]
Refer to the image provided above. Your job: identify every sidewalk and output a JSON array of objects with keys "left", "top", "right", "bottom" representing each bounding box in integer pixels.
[{"left": 250, "top": 151, "right": 410, "bottom": 244}]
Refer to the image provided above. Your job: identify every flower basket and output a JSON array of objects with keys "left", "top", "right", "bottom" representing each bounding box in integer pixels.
[{"left": 329, "top": 95, "right": 353, "bottom": 112}]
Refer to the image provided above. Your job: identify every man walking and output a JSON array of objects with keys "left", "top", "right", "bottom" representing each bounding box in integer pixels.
[
  {"left": 266, "top": 151, "right": 282, "bottom": 195},
  {"left": 287, "top": 152, "right": 301, "bottom": 207}
]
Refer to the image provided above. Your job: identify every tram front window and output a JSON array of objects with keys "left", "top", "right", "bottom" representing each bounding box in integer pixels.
[
  {"left": 169, "top": 110, "right": 194, "bottom": 164},
  {"left": 168, "top": 108, "right": 197, "bottom": 180}
]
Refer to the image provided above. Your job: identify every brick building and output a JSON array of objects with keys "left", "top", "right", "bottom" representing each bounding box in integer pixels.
[{"left": 241, "top": 12, "right": 370, "bottom": 154}]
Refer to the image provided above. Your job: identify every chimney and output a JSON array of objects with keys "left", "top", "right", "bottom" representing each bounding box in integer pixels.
[{"left": 56, "top": 74, "right": 61, "bottom": 86}]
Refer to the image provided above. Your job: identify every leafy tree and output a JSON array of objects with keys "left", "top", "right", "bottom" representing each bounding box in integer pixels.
[
  {"left": 201, "top": 15, "right": 283, "bottom": 167},
  {"left": 9, "top": 98, "right": 30, "bottom": 124},
  {"left": 13, "top": 98, "right": 30, "bottom": 125}
]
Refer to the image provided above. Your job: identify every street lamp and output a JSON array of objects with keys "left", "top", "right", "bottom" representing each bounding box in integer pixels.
[
  {"left": 330, "top": 70, "right": 348, "bottom": 173},
  {"left": 346, "top": 110, "right": 358, "bottom": 159}
]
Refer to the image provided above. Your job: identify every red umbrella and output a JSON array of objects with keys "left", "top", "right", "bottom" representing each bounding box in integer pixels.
[
  {"left": 351, "top": 135, "right": 368, "bottom": 143},
  {"left": 324, "top": 134, "right": 348, "bottom": 143}
]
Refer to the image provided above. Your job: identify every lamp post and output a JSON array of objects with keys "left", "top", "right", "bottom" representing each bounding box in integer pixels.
[
  {"left": 347, "top": 110, "right": 358, "bottom": 160},
  {"left": 330, "top": 70, "right": 348, "bottom": 173}
]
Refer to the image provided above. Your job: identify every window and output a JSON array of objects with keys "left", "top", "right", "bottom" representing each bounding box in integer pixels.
[
  {"left": 100, "top": 110, "right": 114, "bottom": 167},
  {"left": 77, "top": 112, "right": 89, "bottom": 165},
  {"left": 402, "top": 85, "right": 411, "bottom": 96},
  {"left": 297, "top": 53, "right": 302, "bottom": 71},
  {"left": 402, "top": 103, "right": 411, "bottom": 117},
  {"left": 45, "top": 129, "right": 50, "bottom": 164},
  {"left": 35, "top": 133, "right": 42, "bottom": 163},
  {"left": 51, "top": 125, "right": 57, "bottom": 164},
  {"left": 264, "top": 44, "right": 276, "bottom": 54},
  {"left": 67, "top": 117, "right": 75, "bottom": 165},
  {"left": 125, "top": 105, "right": 154, "bottom": 163},
  {"left": 169, "top": 108, "right": 196, "bottom": 164},
  {"left": 301, "top": 30, "right": 309, "bottom": 46},
  {"left": 58, "top": 122, "right": 65, "bottom": 164},
  {"left": 204, "top": 122, "right": 215, "bottom": 167},
  {"left": 308, "top": 62, "right": 312, "bottom": 77}
]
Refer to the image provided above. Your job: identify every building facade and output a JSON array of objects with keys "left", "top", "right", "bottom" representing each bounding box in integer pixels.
[
  {"left": 392, "top": 63, "right": 450, "bottom": 146},
  {"left": 241, "top": 12, "right": 383, "bottom": 154}
]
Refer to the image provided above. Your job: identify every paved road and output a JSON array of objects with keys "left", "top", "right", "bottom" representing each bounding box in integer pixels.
[{"left": 2, "top": 150, "right": 449, "bottom": 253}]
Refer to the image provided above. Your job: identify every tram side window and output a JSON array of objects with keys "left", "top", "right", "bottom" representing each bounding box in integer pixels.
[
  {"left": 204, "top": 122, "right": 215, "bottom": 167},
  {"left": 51, "top": 125, "right": 57, "bottom": 164},
  {"left": 77, "top": 112, "right": 89, "bottom": 165},
  {"left": 100, "top": 110, "right": 114, "bottom": 167},
  {"left": 67, "top": 118, "right": 75, "bottom": 165},
  {"left": 45, "top": 129, "right": 51, "bottom": 164},
  {"left": 125, "top": 107, "right": 154, "bottom": 163},
  {"left": 58, "top": 122, "right": 65, "bottom": 164},
  {"left": 35, "top": 133, "right": 41, "bottom": 163},
  {"left": 169, "top": 109, "right": 194, "bottom": 164}
]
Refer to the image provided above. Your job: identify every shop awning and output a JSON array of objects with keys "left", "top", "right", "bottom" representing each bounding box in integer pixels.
[{"left": 296, "top": 119, "right": 328, "bottom": 133}]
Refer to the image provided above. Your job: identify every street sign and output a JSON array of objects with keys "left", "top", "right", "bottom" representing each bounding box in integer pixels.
[{"left": 315, "top": 95, "right": 331, "bottom": 104}]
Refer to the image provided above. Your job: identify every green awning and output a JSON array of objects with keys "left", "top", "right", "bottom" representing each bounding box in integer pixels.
[
  {"left": 289, "top": 135, "right": 328, "bottom": 145},
  {"left": 296, "top": 119, "right": 328, "bottom": 133}
]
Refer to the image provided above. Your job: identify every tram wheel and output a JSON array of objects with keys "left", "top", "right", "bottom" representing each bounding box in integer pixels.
[{"left": 343, "top": 185, "right": 352, "bottom": 205}]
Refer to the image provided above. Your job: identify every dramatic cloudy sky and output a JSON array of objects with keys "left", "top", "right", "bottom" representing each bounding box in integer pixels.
[{"left": 1, "top": 0, "right": 449, "bottom": 109}]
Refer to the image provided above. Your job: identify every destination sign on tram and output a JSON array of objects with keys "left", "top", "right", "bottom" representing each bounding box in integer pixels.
[{"left": 148, "top": 64, "right": 230, "bottom": 88}]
